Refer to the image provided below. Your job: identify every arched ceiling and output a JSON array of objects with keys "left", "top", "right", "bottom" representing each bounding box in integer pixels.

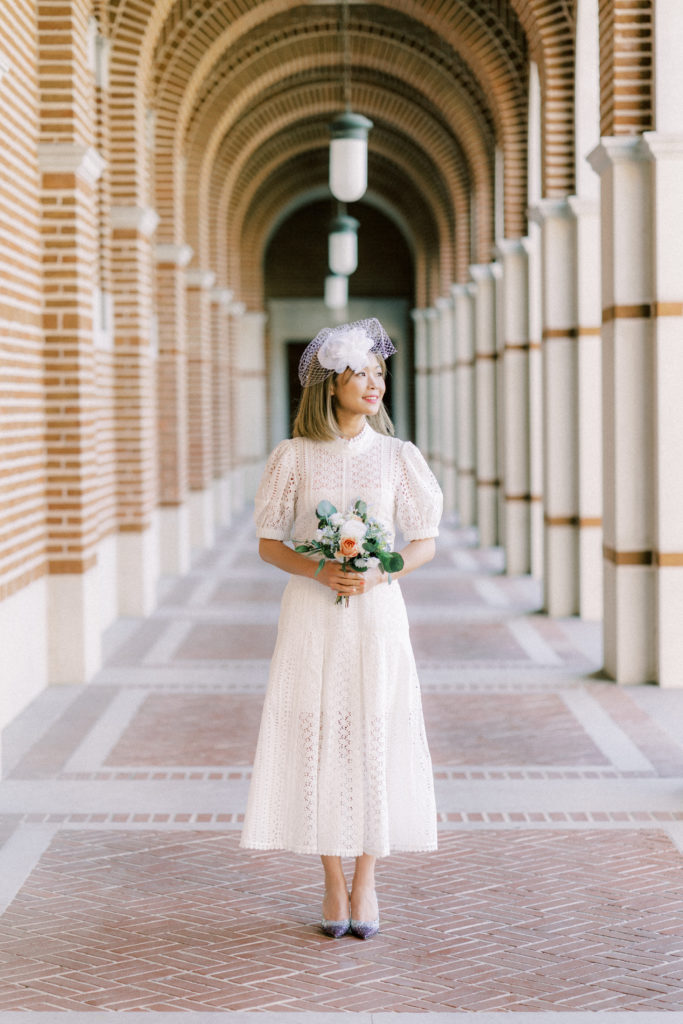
[{"left": 105, "top": 0, "right": 577, "bottom": 303}]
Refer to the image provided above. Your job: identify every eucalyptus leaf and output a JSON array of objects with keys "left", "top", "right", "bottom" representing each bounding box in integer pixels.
[
  {"left": 314, "top": 558, "right": 326, "bottom": 577},
  {"left": 316, "top": 500, "right": 337, "bottom": 518},
  {"left": 294, "top": 544, "right": 310, "bottom": 553}
]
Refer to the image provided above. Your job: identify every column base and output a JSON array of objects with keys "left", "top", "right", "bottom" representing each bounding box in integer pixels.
[
  {"left": 657, "top": 568, "right": 683, "bottom": 688},
  {"left": 476, "top": 486, "right": 498, "bottom": 546},
  {"left": 48, "top": 564, "right": 102, "bottom": 685},
  {"left": 579, "top": 524, "right": 603, "bottom": 621},
  {"left": 458, "top": 474, "right": 477, "bottom": 528},
  {"left": 190, "top": 487, "right": 216, "bottom": 551},
  {"left": 504, "top": 501, "right": 531, "bottom": 575},
  {"left": 0, "top": 576, "right": 47, "bottom": 728},
  {"left": 603, "top": 561, "right": 656, "bottom": 684},
  {"left": 213, "top": 475, "right": 232, "bottom": 530},
  {"left": 159, "top": 504, "right": 191, "bottom": 576},
  {"left": 117, "top": 515, "right": 160, "bottom": 616},
  {"left": 543, "top": 524, "right": 579, "bottom": 617}
]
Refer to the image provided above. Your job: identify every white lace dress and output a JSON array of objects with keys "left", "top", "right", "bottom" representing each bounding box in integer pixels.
[{"left": 240, "top": 422, "right": 443, "bottom": 858}]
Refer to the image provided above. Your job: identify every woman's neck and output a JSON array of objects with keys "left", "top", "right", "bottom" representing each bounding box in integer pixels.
[{"left": 335, "top": 413, "right": 366, "bottom": 439}]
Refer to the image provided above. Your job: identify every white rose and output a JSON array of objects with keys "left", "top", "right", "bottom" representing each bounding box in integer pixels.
[
  {"left": 339, "top": 517, "right": 368, "bottom": 542},
  {"left": 317, "top": 328, "right": 373, "bottom": 374},
  {"left": 365, "top": 557, "right": 380, "bottom": 568},
  {"left": 329, "top": 512, "right": 344, "bottom": 527}
]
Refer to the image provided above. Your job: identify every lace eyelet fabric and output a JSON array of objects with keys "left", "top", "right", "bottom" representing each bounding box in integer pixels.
[{"left": 240, "top": 423, "right": 443, "bottom": 858}]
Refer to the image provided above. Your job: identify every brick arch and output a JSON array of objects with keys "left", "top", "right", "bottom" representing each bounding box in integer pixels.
[
  {"left": 233, "top": 151, "right": 442, "bottom": 311},
  {"left": 226, "top": 132, "right": 454, "bottom": 307},
  {"left": 598, "top": 0, "right": 654, "bottom": 136},
  {"left": 192, "top": 80, "right": 478, "bottom": 286},
  {"left": 147, "top": 1, "right": 526, "bottom": 238}
]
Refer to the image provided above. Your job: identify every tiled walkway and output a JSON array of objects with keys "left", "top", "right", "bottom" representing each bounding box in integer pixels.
[{"left": 3, "top": 513, "right": 683, "bottom": 1022}]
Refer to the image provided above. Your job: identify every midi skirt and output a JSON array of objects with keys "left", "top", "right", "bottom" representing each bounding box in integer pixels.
[{"left": 240, "top": 572, "right": 437, "bottom": 858}]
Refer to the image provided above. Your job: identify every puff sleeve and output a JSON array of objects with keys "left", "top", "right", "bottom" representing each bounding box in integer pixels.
[
  {"left": 395, "top": 441, "right": 443, "bottom": 540},
  {"left": 254, "top": 440, "right": 298, "bottom": 540}
]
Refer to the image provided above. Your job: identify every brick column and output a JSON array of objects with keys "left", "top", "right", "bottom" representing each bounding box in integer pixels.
[
  {"left": 589, "top": 138, "right": 654, "bottom": 682},
  {"left": 110, "top": 205, "right": 160, "bottom": 616},
  {"left": 530, "top": 199, "right": 580, "bottom": 617},
  {"left": 435, "top": 296, "right": 456, "bottom": 515},
  {"left": 452, "top": 284, "right": 477, "bottom": 528},
  {"left": 155, "top": 243, "right": 192, "bottom": 575},
  {"left": 211, "top": 287, "right": 234, "bottom": 530},
  {"left": 186, "top": 268, "right": 216, "bottom": 551},
  {"left": 497, "top": 239, "right": 531, "bottom": 575},
  {"left": 39, "top": 144, "right": 105, "bottom": 684},
  {"left": 470, "top": 264, "right": 499, "bottom": 546},
  {"left": 411, "top": 309, "right": 430, "bottom": 456}
]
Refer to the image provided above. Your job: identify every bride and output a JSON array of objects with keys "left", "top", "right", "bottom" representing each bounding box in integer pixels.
[{"left": 240, "top": 317, "right": 443, "bottom": 939}]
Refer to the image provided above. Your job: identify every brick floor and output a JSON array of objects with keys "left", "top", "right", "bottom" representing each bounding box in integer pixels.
[{"left": 2, "top": 511, "right": 683, "bottom": 1017}]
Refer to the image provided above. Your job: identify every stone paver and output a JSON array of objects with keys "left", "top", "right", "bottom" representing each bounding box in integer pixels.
[{"left": 2, "top": 512, "right": 683, "bottom": 1019}]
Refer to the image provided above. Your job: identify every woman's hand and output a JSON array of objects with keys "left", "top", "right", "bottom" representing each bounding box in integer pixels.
[{"left": 315, "top": 562, "right": 386, "bottom": 598}]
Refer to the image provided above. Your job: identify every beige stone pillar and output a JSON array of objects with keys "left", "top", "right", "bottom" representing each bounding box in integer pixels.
[
  {"left": 530, "top": 199, "right": 580, "bottom": 617},
  {"left": 424, "top": 307, "right": 441, "bottom": 479},
  {"left": 497, "top": 239, "right": 531, "bottom": 575},
  {"left": 411, "top": 309, "right": 430, "bottom": 456},
  {"left": 211, "top": 287, "right": 233, "bottom": 530},
  {"left": 570, "top": 198, "right": 603, "bottom": 621},
  {"left": 588, "top": 138, "right": 655, "bottom": 683},
  {"left": 435, "top": 296, "right": 457, "bottom": 515},
  {"left": 235, "top": 311, "right": 268, "bottom": 500},
  {"left": 452, "top": 284, "right": 477, "bottom": 527},
  {"left": 470, "top": 264, "right": 499, "bottom": 546},
  {"left": 155, "top": 243, "right": 192, "bottom": 575},
  {"left": 186, "top": 268, "right": 216, "bottom": 551}
]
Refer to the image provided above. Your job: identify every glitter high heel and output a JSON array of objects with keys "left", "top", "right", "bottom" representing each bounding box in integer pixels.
[
  {"left": 350, "top": 916, "right": 380, "bottom": 939},
  {"left": 321, "top": 915, "right": 351, "bottom": 938}
]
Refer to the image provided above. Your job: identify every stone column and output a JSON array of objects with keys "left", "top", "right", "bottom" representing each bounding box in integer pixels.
[
  {"left": 424, "top": 307, "right": 441, "bottom": 479},
  {"left": 155, "top": 242, "right": 192, "bottom": 575},
  {"left": 211, "top": 287, "right": 233, "bottom": 530},
  {"left": 527, "top": 215, "right": 545, "bottom": 580},
  {"left": 235, "top": 311, "right": 269, "bottom": 500},
  {"left": 452, "top": 283, "right": 477, "bottom": 527},
  {"left": 570, "top": 197, "right": 603, "bottom": 621},
  {"left": 530, "top": 199, "right": 580, "bottom": 617},
  {"left": 411, "top": 309, "right": 430, "bottom": 456},
  {"left": 497, "top": 239, "right": 532, "bottom": 575},
  {"left": 470, "top": 264, "right": 499, "bottom": 546},
  {"left": 589, "top": 138, "right": 655, "bottom": 682},
  {"left": 435, "top": 297, "right": 456, "bottom": 514},
  {"left": 110, "top": 204, "right": 160, "bottom": 618},
  {"left": 39, "top": 144, "right": 105, "bottom": 683},
  {"left": 186, "top": 268, "right": 216, "bottom": 551},
  {"left": 228, "top": 301, "right": 246, "bottom": 511},
  {"left": 644, "top": 132, "right": 683, "bottom": 686}
]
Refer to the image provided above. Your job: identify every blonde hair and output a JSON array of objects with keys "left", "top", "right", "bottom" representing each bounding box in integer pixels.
[{"left": 292, "top": 356, "right": 394, "bottom": 441}]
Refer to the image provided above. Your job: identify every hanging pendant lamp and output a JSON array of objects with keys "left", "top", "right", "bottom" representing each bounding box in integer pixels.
[
  {"left": 328, "top": 212, "right": 360, "bottom": 275},
  {"left": 324, "top": 273, "right": 348, "bottom": 310},
  {"left": 328, "top": 0, "right": 372, "bottom": 203}
]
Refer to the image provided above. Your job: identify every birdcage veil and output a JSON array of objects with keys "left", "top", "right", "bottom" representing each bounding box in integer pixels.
[{"left": 298, "top": 317, "right": 397, "bottom": 387}]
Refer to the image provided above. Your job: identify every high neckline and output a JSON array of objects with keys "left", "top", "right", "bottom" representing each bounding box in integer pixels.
[{"left": 329, "top": 419, "right": 375, "bottom": 452}]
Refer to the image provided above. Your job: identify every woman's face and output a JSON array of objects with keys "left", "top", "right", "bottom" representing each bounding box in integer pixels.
[{"left": 332, "top": 354, "right": 386, "bottom": 418}]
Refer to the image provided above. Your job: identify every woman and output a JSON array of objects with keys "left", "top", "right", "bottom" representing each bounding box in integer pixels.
[{"left": 240, "top": 317, "right": 442, "bottom": 939}]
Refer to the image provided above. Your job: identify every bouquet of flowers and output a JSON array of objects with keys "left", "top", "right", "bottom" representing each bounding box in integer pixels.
[{"left": 296, "top": 498, "right": 404, "bottom": 606}]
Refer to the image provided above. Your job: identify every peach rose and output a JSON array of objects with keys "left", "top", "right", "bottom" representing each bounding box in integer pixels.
[{"left": 338, "top": 536, "right": 360, "bottom": 558}]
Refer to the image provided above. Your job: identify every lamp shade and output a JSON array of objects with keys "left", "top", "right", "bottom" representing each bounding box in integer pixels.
[
  {"left": 324, "top": 273, "right": 348, "bottom": 310},
  {"left": 328, "top": 213, "right": 360, "bottom": 275},
  {"left": 329, "top": 111, "right": 373, "bottom": 202}
]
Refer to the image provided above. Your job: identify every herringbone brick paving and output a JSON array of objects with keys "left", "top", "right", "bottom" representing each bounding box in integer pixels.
[{"left": 2, "top": 511, "right": 683, "bottom": 1017}]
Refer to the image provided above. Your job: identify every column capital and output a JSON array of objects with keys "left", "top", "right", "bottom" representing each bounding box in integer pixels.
[
  {"left": 451, "top": 282, "right": 473, "bottom": 300},
  {"left": 527, "top": 197, "right": 573, "bottom": 226},
  {"left": 229, "top": 301, "right": 246, "bottom": 317},
  {"left": 567, "top": 196, "right": 600, "bottom": 217},
  {"left": 469, "top": 262, "right": 496, "bottom": 283},
  {"left": 410, "top": 307, "right": 427, "bottom": 323},
  {"left": 38, "top": 142, "right": 105, "bottom": 186},
  {"left": 642, "top": 131, "right": 683, "bottom": 160},
  {"left": 423, "top": 306, "right": 438, "bottom": 321},
  {"left": 186, "top": 268, "right": 216, "bottom": 290},
  {"left": 155, "top": 243, "right": 193, "bottom": 267},
  {"left": 587, "top": 135, "right": 650, "bottom": 175},
  {"left": 495, "top": 237, "right": 527, "bottom": 260},
  {"left": 434, "top": 296, "right": 452, "bottom": 312},
  {"left": 211, "top": 287, "right": 234, "bottom": 307},
  {"left": 111, "top": 205, "right": 159, "bottom": 237}
]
